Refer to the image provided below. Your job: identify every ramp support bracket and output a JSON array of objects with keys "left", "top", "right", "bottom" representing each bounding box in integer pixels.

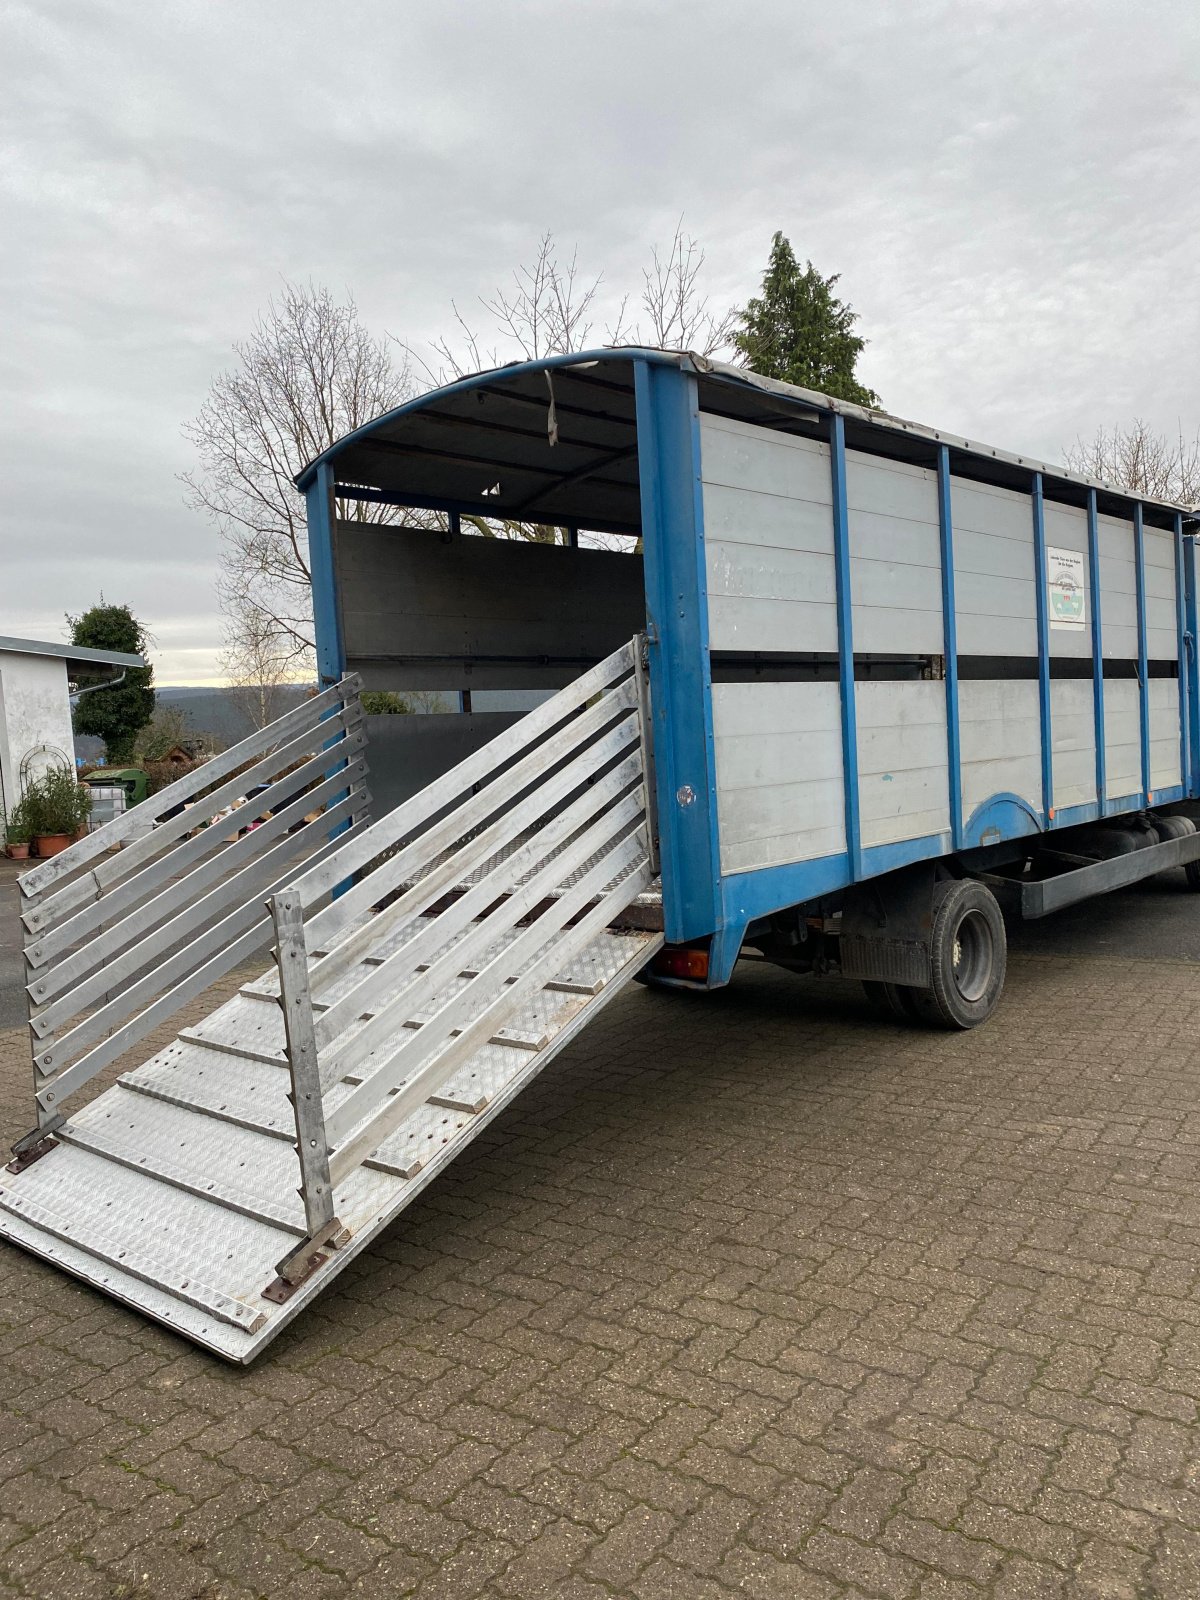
[
  {"left": 7, "top": 1116, "right": 65, "bottom": 1175},
  {"left": 263, "top": 1216, "right": 351, "bottom": 1304}
]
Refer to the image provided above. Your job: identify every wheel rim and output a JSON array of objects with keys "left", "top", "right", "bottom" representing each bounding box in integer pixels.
[{"left": 950, "top": 908, "right": 993, "bottom": 1003}]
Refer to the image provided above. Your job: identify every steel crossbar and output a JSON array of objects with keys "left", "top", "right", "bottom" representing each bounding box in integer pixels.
[
  {"left": 259, "top": 636, "right": 655, "bottom": 1249},
  {"left": 17, "top": 677, "right": 361, "bottom": 906},
  {"left": 25, "top": 739, "right": 367, "bottom": 969},
  {"left": 307, "top": 704, "right": 640, "bottom": 999},
  {"left": 326, "top": 840, "right": 652, "bottom": 1185},
  {"left": 15, "top": 680, "right": 368, "bottom": 1131},
  {"left": 21, "top": 705, "right": 362, "bottom": 938},
  {"left": 289, "top": 640, "right": 639, "bottom": 913},
  {"left": 31, "top": 790, "right": 365, "bottom": 1074},
  {"left": 315, "top": 780, "right": 646, "bottom": 1083}
]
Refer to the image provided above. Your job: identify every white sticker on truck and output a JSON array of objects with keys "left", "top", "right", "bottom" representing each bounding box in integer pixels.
[{"left": 1047, "top": 545, "right": 1086, "bottom": 629}]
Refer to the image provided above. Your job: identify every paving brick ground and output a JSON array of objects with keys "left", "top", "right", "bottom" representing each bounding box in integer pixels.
[{"left": 4, "top": 855, "right": 1200, "bottom": 1597}]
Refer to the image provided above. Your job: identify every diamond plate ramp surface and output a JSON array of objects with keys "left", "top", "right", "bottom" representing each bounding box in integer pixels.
[{"left": 0, "top": 923, "right": 661, "bottom": 1362}]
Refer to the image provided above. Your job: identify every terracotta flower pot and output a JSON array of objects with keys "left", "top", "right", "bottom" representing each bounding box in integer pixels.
[
  {"left": 34, "top": 833, "right": 71, "bottom": 858},
  {"left": 6, "top": 841, "right": 30, "bottom": 860}
]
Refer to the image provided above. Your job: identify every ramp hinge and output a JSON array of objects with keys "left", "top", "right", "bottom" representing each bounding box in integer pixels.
[
  {"left": 7, "top": 1117, "right": 65, "bottom": 1174},
  {"left": 262, "top": 1217, "right": 350, "bottom": 1304}
]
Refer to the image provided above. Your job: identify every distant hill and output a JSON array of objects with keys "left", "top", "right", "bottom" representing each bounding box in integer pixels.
[
  {"left": 74, "top": 682, "right": 544, "bottom": 764},
  {"left": 154, "top": 685, "right": 313, "bottom": 748}
]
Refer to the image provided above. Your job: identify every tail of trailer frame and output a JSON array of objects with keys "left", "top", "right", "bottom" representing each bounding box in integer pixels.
[{"left": 3, "top": 347, "right": 1200, "bottom": 1358}]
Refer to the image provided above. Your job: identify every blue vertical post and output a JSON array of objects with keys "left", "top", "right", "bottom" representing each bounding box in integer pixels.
[
  {"left": 306, "top": 462, "right": 346, "bottom": 687},
  {"left": 829, "top": 414, "right": 861, "bottom": 880},
  {"left": 633, "top": 359, "right": 722, "bottom": 945},
  {"left": 1030, "top": 474, "right": 1054, "bottom": 825},
  {"left": 1174, "top": 512, "right": 1190, "bottom": 796},
  {"left": 936, "top": 446, "right": 963, "bottom": 848},
  {"left": 1185, "top": 530, "right": 1200, "bottom": 797},
  {"left": 305, "top": 462, "right": 353, "bottom": 858},
  {"left": 1133, "top": 502, "right": 1151, "bottom": 803},
  {"left": 1086, "top": 490, "right": 1106, "bottom": 815}
]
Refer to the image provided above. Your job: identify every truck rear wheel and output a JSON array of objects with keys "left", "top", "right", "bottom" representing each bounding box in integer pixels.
[{"left": 911, "top": 879, "right": 1006, "bottom": 1030}]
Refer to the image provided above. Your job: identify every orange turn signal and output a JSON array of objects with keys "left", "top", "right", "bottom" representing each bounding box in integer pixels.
[{"left": 651, "top": 946, "right": 709, "bottom": 981}]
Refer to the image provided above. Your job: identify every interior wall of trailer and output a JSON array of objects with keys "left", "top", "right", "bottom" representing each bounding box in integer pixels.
[
  {"left": 331, "top": 519, "right": 645, "bottom": 812},
  {"left": 700, "top": 411, "right": 1184, "bottom": 880}
]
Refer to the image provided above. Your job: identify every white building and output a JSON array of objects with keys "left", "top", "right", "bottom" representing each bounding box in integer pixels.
[{"left": 0, "top": 634, "right": 145, "bottom": 824}]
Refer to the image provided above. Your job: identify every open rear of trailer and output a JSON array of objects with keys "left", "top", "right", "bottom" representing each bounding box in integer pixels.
[{"left": 4, "top": 348, "right": 1199, "bottom": 1359}]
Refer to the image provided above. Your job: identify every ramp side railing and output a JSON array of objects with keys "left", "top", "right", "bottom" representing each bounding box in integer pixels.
[
  {"left": 265, "top": 637, "right": 656, "bottom": 1281},
  {"left": 14, "top": 677, "right": 369, "bottom": 1150}
]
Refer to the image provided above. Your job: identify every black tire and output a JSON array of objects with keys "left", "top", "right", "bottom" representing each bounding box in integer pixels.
[
  {"left": 1151, "top": 814, "right": 1192, "bottom": 842},
  {"left": 1185, "top": 860, "right": 1200, "bottom": 893},
  {"left": 861, "top": 980, "right": 914, "bottom": 1020},
  {"left": 911, "top": 879, "right": 1006, "bottom": 1031},
  {"left": 1079, "top": 827, "right": 1140, "bottom": 859}
]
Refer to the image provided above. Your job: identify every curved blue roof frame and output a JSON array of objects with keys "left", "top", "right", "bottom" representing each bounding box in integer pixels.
[
  {"left": 293, "top": 346, "right": 683, "bottom": 493},
  {"left": 296, "top": 342, "right": 1198, "bottom": 524}
]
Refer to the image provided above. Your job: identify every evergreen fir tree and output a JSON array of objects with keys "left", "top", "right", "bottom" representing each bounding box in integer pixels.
[
  {"left": 68, "top": 602, "right": 155, "bottom": 764},
  {"left": 734, "top": 232, "right": 879, "bottom": 406}
]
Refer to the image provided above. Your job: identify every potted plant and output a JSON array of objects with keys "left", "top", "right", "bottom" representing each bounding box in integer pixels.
[
  {"left": 2, "top": 794, "right": 32, "bottom": 859},
  {"left": 25, "top": 767, "right": 92, "bottom": 858}
]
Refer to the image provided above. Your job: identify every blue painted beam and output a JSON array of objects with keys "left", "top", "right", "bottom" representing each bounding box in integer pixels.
[
  {"left": 1133, "top": 502, "right": 1151, "bottom": 802},
  {"left": 306, "top": 462, "right": 345, "bottom": 688},
  {"left": 828, "top": 415, "right": 862, "bottom": 879},
  {"left": 1086, "top": 490, "right": 1106, "bottom": 814},
  {"left": 633, "top": 359, "right": 722, "bottom": 943},
  {"left": 1030, "top": 474, "right": 1053, "bottom": 824},
  {"left": 1185, "top": 531, "right": 1200, "bottom": 796},
  {"left": 936, "top": 446, "right": 964, "bottom": 849},
  {"left": 1174, "top": 512, "right": 1191, "bottom": 796}
]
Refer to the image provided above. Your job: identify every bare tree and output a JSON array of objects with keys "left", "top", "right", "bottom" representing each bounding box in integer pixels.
[
  {"left": 637, "top": 223, "right": 737, "bottom": 356},
  {"left": 184, "top": 282, "right": 415, "bottom": 666},
  {"left": 219, "top": 599, "right": 303, "bottom": 732},
  {"left": 1064, "top": 420, "right": 1200, "bottom": 505},
  {"left": 406, "top": 223, "right": 733, "bottom": 547},
  {"left": 418, "top": 222, "right": 733, "bottom": 384}
]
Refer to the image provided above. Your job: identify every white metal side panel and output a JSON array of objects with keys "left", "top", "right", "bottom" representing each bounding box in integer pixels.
[
  {"left": 959, "top": 680, "right": 1041, "bottom": 822},
  {"left": 1144, "top": 527, "right": 1178, "bottom": 662},
  {"left": 855, "top": 681, "right": 950, "bottom": 849},
  {"left": 1098, "top": 514, "right": 1138, "bottom": 659},
  {"left": 846, "top": 451, "right": 943, "bottom": 655},
  {"left": 1104, "top": 680, "right": 1142, "bottom": 799},
  {"left": 1050, "top": 680, "right": 1097, "bottom": 811},
  {"left": 712, "top": 681, "right": 845, "bottom": 873},
  {"left": 1043, "top": 502, "right": 1092, "bottom": 661},
  {"left": 1150, "top": 678, "right": 1182, "bottom": 791},
  {"left": 951, "top": 478, "right": 1038, "bottom": 656},
  {"left": 700, "top": 414, "right": 837, "bottom": 653}
]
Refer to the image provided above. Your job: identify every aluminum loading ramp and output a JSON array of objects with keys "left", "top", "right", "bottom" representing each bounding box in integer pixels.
[{"left": 0, "top": 640, "right": 660, "bottom": 1362}]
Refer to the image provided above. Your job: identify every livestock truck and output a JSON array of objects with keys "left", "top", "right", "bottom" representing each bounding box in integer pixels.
[{"left": 4, "top": 349, "right": 1198, "bottom": 1360}]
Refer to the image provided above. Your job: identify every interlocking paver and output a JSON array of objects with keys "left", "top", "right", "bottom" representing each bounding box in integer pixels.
[{"left": 7, "top": 857, "right": 1200, "bottom": 1598}]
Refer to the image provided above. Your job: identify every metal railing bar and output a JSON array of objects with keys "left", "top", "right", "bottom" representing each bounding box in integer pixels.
[
  {"left": 326, "top": 841, "right": 650, "bottom": 1178},
  {"left": 25, "top": 746, "right": 367, "bottom": 971},
  {"left": 313, "top": 770, "right": 645, "bottom": 1072},
  {"left": 18, "top": 676, "right": 361, "bottom": 903},
  {"left": 23, "top": 704, "right": 362, "bottom": 935},
  {"left": 289, "top": 640, "right": 637, "bottom": 911},
  {"left": 307, "top": 712, "right": 641, "bottom": 996},
  {"left": 29, "top": 792, "right": 365, "bottom": 1045},
  {"left": 31, "top": 820, "right": 360, "bottom": 1116}
]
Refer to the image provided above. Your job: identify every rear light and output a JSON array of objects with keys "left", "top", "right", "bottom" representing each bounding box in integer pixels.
[{"left": 651, "top": 946, "right": 709, "bottom": 981}]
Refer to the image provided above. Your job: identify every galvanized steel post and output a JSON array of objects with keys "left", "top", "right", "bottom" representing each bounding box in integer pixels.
[{"left": 270, "top": 890, "right": 336, "bottom": 1240}]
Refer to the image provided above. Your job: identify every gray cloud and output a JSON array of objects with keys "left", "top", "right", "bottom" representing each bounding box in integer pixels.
[{"left": 2, "top": 0, "right": 1197, "bottom": 679}]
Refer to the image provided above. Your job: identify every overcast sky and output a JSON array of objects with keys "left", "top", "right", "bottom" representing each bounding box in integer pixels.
[{"left": 3, "top": 0, "right": 1198, "bottom": 683}]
